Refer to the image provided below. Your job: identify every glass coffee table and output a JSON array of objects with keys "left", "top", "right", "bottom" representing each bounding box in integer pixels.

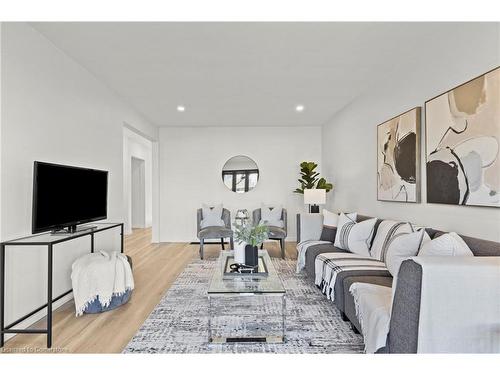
[{"left": 207, "top": 250, "right": 286, "bottom": 343}]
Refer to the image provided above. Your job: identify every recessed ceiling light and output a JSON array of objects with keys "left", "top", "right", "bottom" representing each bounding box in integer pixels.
[
  {"left": 177, "top": 105, "right": 185, "bottom": 112},
  {"left": 295, "top": 105, "right": 305, "bottom": 112}
]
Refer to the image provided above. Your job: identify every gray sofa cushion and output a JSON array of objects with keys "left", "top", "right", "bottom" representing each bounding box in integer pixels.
[
  {"left": 320, "top": 226, "right": 337, "bottom": 242},
  {"left": 198, "top": 226, "right": 233, "bottom": 239},
  {"left": 343, "top": 275, "right": 393, "bottom": 333},
  {"left": 335, "top": 269, "right": 392, "bottom": 314}
]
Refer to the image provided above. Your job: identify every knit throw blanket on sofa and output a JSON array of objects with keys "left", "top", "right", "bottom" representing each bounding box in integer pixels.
[
  {"left": 314, "top": 253, "right": 388, "bottom": 301},
  {"left": 71, "top": 251, "right": 134, "bottom": 316},
  {"left": 296, "top": 240, "right": 332, "bottom": 272}
]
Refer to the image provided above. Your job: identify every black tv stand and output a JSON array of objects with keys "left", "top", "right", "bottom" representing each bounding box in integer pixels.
[
  {"left": 0, "top": 222, "right": 124, "bottom": 348},
  {"left": 51, "top": 224, "right": 98, "bottom": 235}
]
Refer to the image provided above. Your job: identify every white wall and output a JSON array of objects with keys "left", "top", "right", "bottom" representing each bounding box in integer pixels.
[
  {"left": 122, "top": 127, "right": 153, "bottom": 234},
  {"left": 0, "top": 23, "right": 157, "bottom": 335},
  {"left": 159, "top": 126, "right": 322, "bottom": 242},
  {"left": 322, "top": 23, "right": 500, "bottom": 241}
]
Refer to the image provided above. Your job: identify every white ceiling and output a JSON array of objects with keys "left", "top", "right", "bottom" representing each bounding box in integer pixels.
[{"left": 29, "top": 22, "right": 472, "bottom": 127}]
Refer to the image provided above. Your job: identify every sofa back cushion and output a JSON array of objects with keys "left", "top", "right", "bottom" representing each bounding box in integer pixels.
[
  {"left": 305, "top": 212, "right": 499, "bottom": 258},
  {"left": 319, "top": 209, "right": 343, "bottom": 241},
  {"left": 433, "top": 231, "right": 500, "bottom": 256}
]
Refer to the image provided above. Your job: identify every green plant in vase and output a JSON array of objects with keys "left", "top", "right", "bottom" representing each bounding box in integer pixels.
[{"left": 233, "top": 222, "right": 269, "bottom": 267}]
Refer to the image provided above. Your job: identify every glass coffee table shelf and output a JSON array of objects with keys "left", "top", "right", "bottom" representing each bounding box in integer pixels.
[{"left": 207, "top": 250, "right": 286, "bottom": 343}]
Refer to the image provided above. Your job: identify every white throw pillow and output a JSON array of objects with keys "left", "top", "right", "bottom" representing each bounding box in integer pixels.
[
  {"left": 322, "top": 209, "right": 339, "bottom": 228},
  {"left": 334, "top": 213, "right": 377, "bottom": 256},
  {"left": 200, "top": 203, "right": 225, "bottom": 228},
  {"left": 370, "top": 220, "right": 414, "bottom": 261},
  {"left": 385, "top": 229, "right": 426, "bottom": 277},
  {"left": 418, "top": 232, "right": 474, "bottom": 257},
  {"left": 259, "top": 204, "right": 283, "bottom": 228}
]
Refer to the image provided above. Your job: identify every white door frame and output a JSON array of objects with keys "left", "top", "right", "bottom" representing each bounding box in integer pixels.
[
  {"left": 123, "top": 123, "right": 160, "bottom": 243},
  {"left": 131, "top": 156, "right": 146, "bottom": 229}
]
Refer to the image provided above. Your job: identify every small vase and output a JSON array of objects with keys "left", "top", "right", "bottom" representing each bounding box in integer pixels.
[
  {"left": 244, "top": 244, "right": 259, "bottom": 267},
  {"left": 234, "top": 242, "right": 246, "bottom": 264}
]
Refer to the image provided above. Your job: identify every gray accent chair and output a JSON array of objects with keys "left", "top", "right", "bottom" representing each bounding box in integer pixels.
[
  {"left": 252, "top": 208, "right": 287, "bottom": 259},
  {"left": 196, "top": 208, "right": 234, "bottom": 260}
]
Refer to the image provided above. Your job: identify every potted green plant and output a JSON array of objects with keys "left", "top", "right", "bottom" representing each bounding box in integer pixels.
[
  {"left": 294, "top": 161, "right": 334, "bottom": 194},
  {"left": 233, "top": 221, "right": 269, "bottom": 267}
]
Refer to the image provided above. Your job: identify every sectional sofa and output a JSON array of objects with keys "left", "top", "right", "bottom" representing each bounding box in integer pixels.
[{"left": 296, "top": 213, "right": 500, "bottom": 353}]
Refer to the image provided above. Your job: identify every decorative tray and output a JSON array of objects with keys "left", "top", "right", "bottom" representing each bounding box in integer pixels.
[{"left": 223, "top": 256, "right": 268, "bottom": 278}]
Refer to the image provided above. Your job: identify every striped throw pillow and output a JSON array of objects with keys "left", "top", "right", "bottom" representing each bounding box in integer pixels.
[
  {"left": 370, "top": 220, "right": 414, "bottom": 261},
  {"left": 334, "top": 213, "right": 377, "bottom": 256}
]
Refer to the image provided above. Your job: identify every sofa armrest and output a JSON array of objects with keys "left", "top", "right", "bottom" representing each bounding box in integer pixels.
[
  {"left": 296, "top": 213, "right": 323, "bottom": 243},
  {"left": 388, "top": 257, "right": 500, "bottom": 353},
  {"left": 387, "top": 259, "right": 422, "bottom": 353}
]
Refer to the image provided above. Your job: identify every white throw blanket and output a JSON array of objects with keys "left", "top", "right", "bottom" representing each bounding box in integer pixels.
[
  {"left": 314, "top": 252, "right": 388, "bottom": 301},
  {"left": 413, "top": 256, "right": 500, "bottom": 353},
  {"left": 71, "top": 251, "right": 134, "bottom": 316},
  {"left": 295, "top": 240, "right": 331, "bottom": 272},
  {"left": 349, "top": 282, "right": 392, "bottom": 353}
]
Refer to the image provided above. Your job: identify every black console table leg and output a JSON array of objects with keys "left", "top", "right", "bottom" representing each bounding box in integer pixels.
[
  {"left": 47, "top": 244, "right": 53, "bottom": 348},
  {"left": 120, "top": 224, "right": 124, "bottom": 254},
  {"left": 90, "top": 233, "right": 94, "bottom": 253},
  {"left": 1, "top": 244, "right": 5, "bottom": 348}
]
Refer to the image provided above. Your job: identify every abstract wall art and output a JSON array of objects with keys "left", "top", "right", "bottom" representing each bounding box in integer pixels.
[
  {"left": 377, "top": 107, "right": 421, "bottom": 203},
  {"left": 425, "top": 67, "right": 500, "bottom": 208}
]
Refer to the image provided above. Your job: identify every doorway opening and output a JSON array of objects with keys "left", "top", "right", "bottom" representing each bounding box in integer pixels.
[
  {"left": 123, "top": 125, "right": 157, "bottom": 241},
  {"left": 131, "top": 156, "right": 146, "bottom": 229}
]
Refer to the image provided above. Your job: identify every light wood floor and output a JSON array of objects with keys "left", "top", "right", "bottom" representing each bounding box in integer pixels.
[{"left": 1, "top": 228, "right": 297, "bottom": 353}]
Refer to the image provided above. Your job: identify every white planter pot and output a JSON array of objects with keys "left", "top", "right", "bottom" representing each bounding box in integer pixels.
[{"left": 234, "top": 241, "right": 246, "bottom": 264}]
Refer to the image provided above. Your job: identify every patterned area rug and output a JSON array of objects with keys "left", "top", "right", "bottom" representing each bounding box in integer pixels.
[{"left": 124, "top": 257, "right": 364, "bottom": 353}]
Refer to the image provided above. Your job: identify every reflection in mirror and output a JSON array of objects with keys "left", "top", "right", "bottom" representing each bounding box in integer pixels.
[{"left": 222, "top": 155, "right": 259, "bottom": 193}]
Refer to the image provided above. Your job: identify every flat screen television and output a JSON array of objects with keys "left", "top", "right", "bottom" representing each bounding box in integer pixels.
[{"left": 32, "top": 161, "right": 108, "bottom": 234}]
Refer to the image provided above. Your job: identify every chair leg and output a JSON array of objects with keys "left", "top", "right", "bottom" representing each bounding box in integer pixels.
[
  {"left": 260, "top": 243, "right": 264, "bottom": 250},
  {"left": 221, "top": 238, "right": 225, "bottom": 250},
  {"left": 200, "top": 239, "right": 204, "bottom": 260},
  {"left": 280, "top": 239, "right": 285, "bottom": 259},
  {"left": 229, "top": 236, "right": 234, "bottom": 249}
]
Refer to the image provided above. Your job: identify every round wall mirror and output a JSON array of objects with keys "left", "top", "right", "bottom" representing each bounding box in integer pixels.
[{"left": 222, "top": 155, "right": 259, "bottom": 193}]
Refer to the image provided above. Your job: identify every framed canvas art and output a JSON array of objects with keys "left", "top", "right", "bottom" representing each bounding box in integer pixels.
[
  {"left": 425, "top": 66, "right": 500, "bottom": 208},
  {"left": 377, "top": 107, "right": 421, "bottom": 203}
]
